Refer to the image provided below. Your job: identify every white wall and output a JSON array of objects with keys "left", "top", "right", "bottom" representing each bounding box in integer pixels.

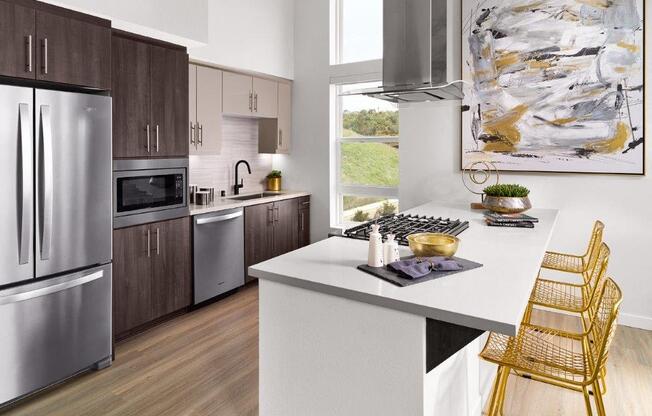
[
  {"left": 42, "top": 0, "right": 294, "bottom": 80},
  {"left": 274, "top": 0, "right": 331, "bottom": 239},
  {"left": 41, "top": 0, "right": 209, "bottom": 47},
  {"left": 189, "top": 0, "right": 295, "bottom": 79}
]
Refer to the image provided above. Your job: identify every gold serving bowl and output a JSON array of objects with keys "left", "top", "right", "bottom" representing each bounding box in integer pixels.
[{"left": 407, "top": 233, "right": 460, "bottom": 257}]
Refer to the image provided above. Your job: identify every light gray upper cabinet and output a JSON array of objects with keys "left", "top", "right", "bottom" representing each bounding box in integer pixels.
[
  {"left": 259, "top": 82, "right": 291, "bottom": 154},
  {"left": 253, "top": 77, "right": 278, "bottom": 118},
  {"left": 223, "top": 71, "right": 278, "bottom": 118},
  {"left": 189, "top": 64, "right": 222, "bottom": 155},
  {"left": 222, "top": 71, "right": 253, "bottom": 117}
]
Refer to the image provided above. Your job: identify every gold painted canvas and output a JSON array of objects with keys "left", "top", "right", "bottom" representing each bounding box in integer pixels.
[{"left": 461, "top": 0, "right": 645, "bottom": 174}]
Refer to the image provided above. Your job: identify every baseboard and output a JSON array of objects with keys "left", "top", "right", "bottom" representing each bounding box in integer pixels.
[{"left": 619, "top": 312, "right": 652, "bottom": 331}]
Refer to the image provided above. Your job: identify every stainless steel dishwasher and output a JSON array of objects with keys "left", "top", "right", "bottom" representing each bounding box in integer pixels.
[{"left": 193, "top": 208, "right": 245, "bottom": 304}]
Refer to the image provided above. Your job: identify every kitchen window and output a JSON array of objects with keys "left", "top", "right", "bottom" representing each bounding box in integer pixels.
[
  {"left": 334, "top": 0, "right": 383, "bottom": 64},
  {"left": 335, "top": 82, "right": 399, "bottom": 225}
]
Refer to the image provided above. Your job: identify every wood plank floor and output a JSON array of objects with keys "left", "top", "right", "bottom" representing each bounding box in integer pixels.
[{"left": 3, "top": 283, "right": 651, "bottom": 416}]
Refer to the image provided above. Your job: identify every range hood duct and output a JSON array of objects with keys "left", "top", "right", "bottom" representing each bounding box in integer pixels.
[{"left": 343, "top": 0, "right": 463, "bottom": 103}]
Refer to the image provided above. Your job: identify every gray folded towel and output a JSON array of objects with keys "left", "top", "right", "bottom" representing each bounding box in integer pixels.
[{"left": 387, "top": 257, "right": 463, "bottom": 279}]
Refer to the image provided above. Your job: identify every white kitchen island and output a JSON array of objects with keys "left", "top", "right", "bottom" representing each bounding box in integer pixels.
[{"left": 249, "top": 202, "right": 558, "bottom": 416}]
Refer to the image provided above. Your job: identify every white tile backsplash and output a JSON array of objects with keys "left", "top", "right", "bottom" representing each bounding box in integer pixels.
[{"left": 189, "top": 117, "right": 273, "bottom": 195}]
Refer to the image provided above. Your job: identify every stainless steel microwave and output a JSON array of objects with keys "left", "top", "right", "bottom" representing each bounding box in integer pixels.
[{"left": 113, "top": 159, "right": 189, "bottom": 228}]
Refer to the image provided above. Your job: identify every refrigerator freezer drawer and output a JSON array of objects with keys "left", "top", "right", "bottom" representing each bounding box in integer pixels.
[{"left": 0, "top": 264, "right": 112, "bottom": 406}]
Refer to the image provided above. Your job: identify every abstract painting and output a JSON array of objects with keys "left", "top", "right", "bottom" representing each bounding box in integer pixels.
[{"left": 461, "top": 0, "right": 645, "bottom": 174}]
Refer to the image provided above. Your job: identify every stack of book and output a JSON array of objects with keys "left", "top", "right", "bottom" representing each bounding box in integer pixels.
[{"left": 484, "top": 211, "right": 539, "bottom": 229}]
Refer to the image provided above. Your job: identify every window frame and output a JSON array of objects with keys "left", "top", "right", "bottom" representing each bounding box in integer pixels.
[
  {"left": 333, "top": 82, "right": 399, "bottom": 226},
  {"left": 332, "top": 0, "right": 383, "bottom": 66}
]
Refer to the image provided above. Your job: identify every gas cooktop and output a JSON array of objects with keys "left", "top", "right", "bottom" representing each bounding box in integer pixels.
[{"left": 342, "top": 213, "right": 469, "bottom": 246}]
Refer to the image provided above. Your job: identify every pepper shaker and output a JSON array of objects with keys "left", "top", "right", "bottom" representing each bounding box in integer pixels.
[
  {"left": 383, "top": 234, "right": 400, "bottom": 265},
  {"left": 367, "top": 224, "right": 384, "bottom": 268}
]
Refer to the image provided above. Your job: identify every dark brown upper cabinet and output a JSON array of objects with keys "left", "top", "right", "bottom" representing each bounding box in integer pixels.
[
  {"left": 150, "top": 45, "right": 189, "bottom": 158},
  {"left": 0, "top": 0, "right": 36, "bottom": 80},
  {"left": 112, "top": 30, "right": 189, "bottom": 159},
  {"left": 35, "top": 6, "right": 111, "bottom": 89},
  {"left": 112, "top": 35, "right": 151, "bottom": 159},
  {"left": 0, "top": 0, "right": 110, "bottom": 88}
]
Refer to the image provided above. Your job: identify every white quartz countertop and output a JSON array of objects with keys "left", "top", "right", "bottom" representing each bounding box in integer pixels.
[
  {"left": 249, "top": 202, "right": 559, "bottom": 336},
  {"left": 190, "top": 191, "right": 310, "bottom": 216}
]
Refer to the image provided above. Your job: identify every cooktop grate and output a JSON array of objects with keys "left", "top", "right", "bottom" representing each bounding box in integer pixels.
[{"left": 342, "top": 214, "right": 469, "bottom": 246}]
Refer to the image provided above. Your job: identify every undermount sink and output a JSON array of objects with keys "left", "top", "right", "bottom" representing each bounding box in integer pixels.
[{"left": 228, "top": 192, "right": 279, "bottom": 201}]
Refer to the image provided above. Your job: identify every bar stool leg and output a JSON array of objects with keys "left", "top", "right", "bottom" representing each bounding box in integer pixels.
[
  {"left": 582, "top": 386, "right": 594, "bottom": 416},
  {"left": 599, "top": 367, "right": 607, "bottom": 395},
  {"left": 487, "top": 366, "right": 505, "bottom": 416},
  {"left": 593, "top": 380, "right": 606, "bottom": 416},
  {"left": 496, "top": 368, "right": 510, "bottom": 415}
]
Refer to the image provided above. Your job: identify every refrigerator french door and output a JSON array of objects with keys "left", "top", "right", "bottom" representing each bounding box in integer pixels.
[{"left": 0, "top": 85, "right": 113, "bottom": 407}]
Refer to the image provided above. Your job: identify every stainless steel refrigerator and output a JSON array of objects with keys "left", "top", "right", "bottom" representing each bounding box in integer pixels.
[{"left": 0, "top": 85, "right": 113, "bottom": 406}]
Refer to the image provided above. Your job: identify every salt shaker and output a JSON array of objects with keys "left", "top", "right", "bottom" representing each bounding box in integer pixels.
[
  {"left": 367, "top": 224, "right": 384, "bottom": 267},
  {"left": 383, "top": 234, "right": 400, "bottom": 265}
]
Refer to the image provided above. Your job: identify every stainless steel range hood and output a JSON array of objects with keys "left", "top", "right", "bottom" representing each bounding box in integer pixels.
[{"left": 343, "top": 0, "right": 462, "bottom": 103}]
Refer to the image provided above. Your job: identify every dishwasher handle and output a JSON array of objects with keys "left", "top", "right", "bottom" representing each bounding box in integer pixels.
[{"left": 195, "top": 210, "right": 243, "bottom": 225}]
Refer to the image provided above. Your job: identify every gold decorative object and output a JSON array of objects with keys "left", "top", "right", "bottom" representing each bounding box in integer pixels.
[
  {"left": 480, "top": 277, "right": 622, "bottom": 416},
  {"left": 482, "top": 195, "right": 532, "bottom": 214},
  {"left": 462, "top": 161, "right": 500, "bottom": 210},
  {"left": 266, "top": 177, "right": 281, "bottom": 192},
  {"left": 407, "top": 233, "right": 459, "bottom": 257}
]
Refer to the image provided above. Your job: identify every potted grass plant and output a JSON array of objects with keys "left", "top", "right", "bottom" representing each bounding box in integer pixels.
[
  {"left": 266, "top": 170, "right": 282, "bottom": 192},
  {"left": 482, "top": 184, "right": 532, "bottom": 214}
]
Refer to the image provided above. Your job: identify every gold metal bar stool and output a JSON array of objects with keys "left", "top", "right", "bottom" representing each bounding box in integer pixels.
[
  {"left": 480, "top": 277, "right": 622, "bottom": 416},
  {"left": 523, "top": 243, "right": 610, "bottom": 331},
  {"left": 541, "top": 221, "right": 604, "bottom": 283}
]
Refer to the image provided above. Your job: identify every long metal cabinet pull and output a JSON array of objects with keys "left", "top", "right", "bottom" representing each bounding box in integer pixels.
[
  {"left": 274, "top": 206, "right": 279, "bottom": 222},
  {"left": 26, "top": 35, "right": 32, "bottom": 72},
  {"left": 0, "top": 270, "right": 104, "bottom": 305},
  {"left": 196, "top": 211, "right": 243, "bottom": 225},
  {"left": 42, "top": 38, "right": 48, "bottom": 74},
  {"left": 40, "top": 105, "right": 53, "bottom": 260},
  {"left": 198, "top": 124, "right": 203, "bottom": 146},
  {"left": 156, "top": 228, "right": 160, "bottom": 255},
  {"left": 249, "top": 92, "right": 253, "bottom": 111},
  {"left": 18, "top": 103, "right": 32, "bottom": 265},
  {"left": 254, "top": 93, "right": 258, "bottom": 112},
  {"left": 147, "top": 228, "right": 151, "bottom": 257},
  {"left": 279, "top": 129, "right": 282, "bottom": 148},
  {"left": 300, "top": 212, "right": 305, "bottom": 231},
  {"left": 155, "top": 125, "right": 159, "bottom": 152},
  {"left": 146, "top": 124, "right": 151, "bottom": 152},
  {"left": 190, "top": 122, "right": 196, "bottom": 146}
]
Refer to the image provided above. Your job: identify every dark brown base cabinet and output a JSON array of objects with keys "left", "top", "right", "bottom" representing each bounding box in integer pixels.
[
  {"left": 112, "top": 30, "right": 189, "bottom": 159},
  {"left": 244, "top": 196, "right": 310, "bottom": 283},
  {"left": 0, "top": 0, "right": 111, "bottom": 89},
  {"left": 113, "top": 217, "right": 191, "bottom": 340}
]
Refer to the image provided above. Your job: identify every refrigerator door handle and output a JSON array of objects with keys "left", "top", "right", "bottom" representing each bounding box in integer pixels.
[
  {"left": 40, "top": 105, "right": 54, "bottom": 261},
  {"left": 0, "top": 270, "right": 104, "bottom": 305},
  {"left": 18, "top": 103, "right": 32, "bottom": 265}
]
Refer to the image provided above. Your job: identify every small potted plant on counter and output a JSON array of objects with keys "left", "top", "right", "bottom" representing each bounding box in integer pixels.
[
  {"left": 482, "top": 184, "right": 532, "bottom": 214},
  {"left": 266, "top": 170, "right": 282, "bottom": 192}
]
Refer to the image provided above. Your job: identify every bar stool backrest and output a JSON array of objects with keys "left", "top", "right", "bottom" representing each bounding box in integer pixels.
[
  {"left": 586, "top": 243, "right": 610, "bottom": 304},
  {"left": 585, "top": 277, "right": 622, "bottom": 382},
  {"left": 583, "top": 221, "right": 605, "bottom": 277}
]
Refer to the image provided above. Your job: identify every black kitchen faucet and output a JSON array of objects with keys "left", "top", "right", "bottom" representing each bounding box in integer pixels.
[{"left": 234, "top": 160, "right": 252, "bottom": 195}]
